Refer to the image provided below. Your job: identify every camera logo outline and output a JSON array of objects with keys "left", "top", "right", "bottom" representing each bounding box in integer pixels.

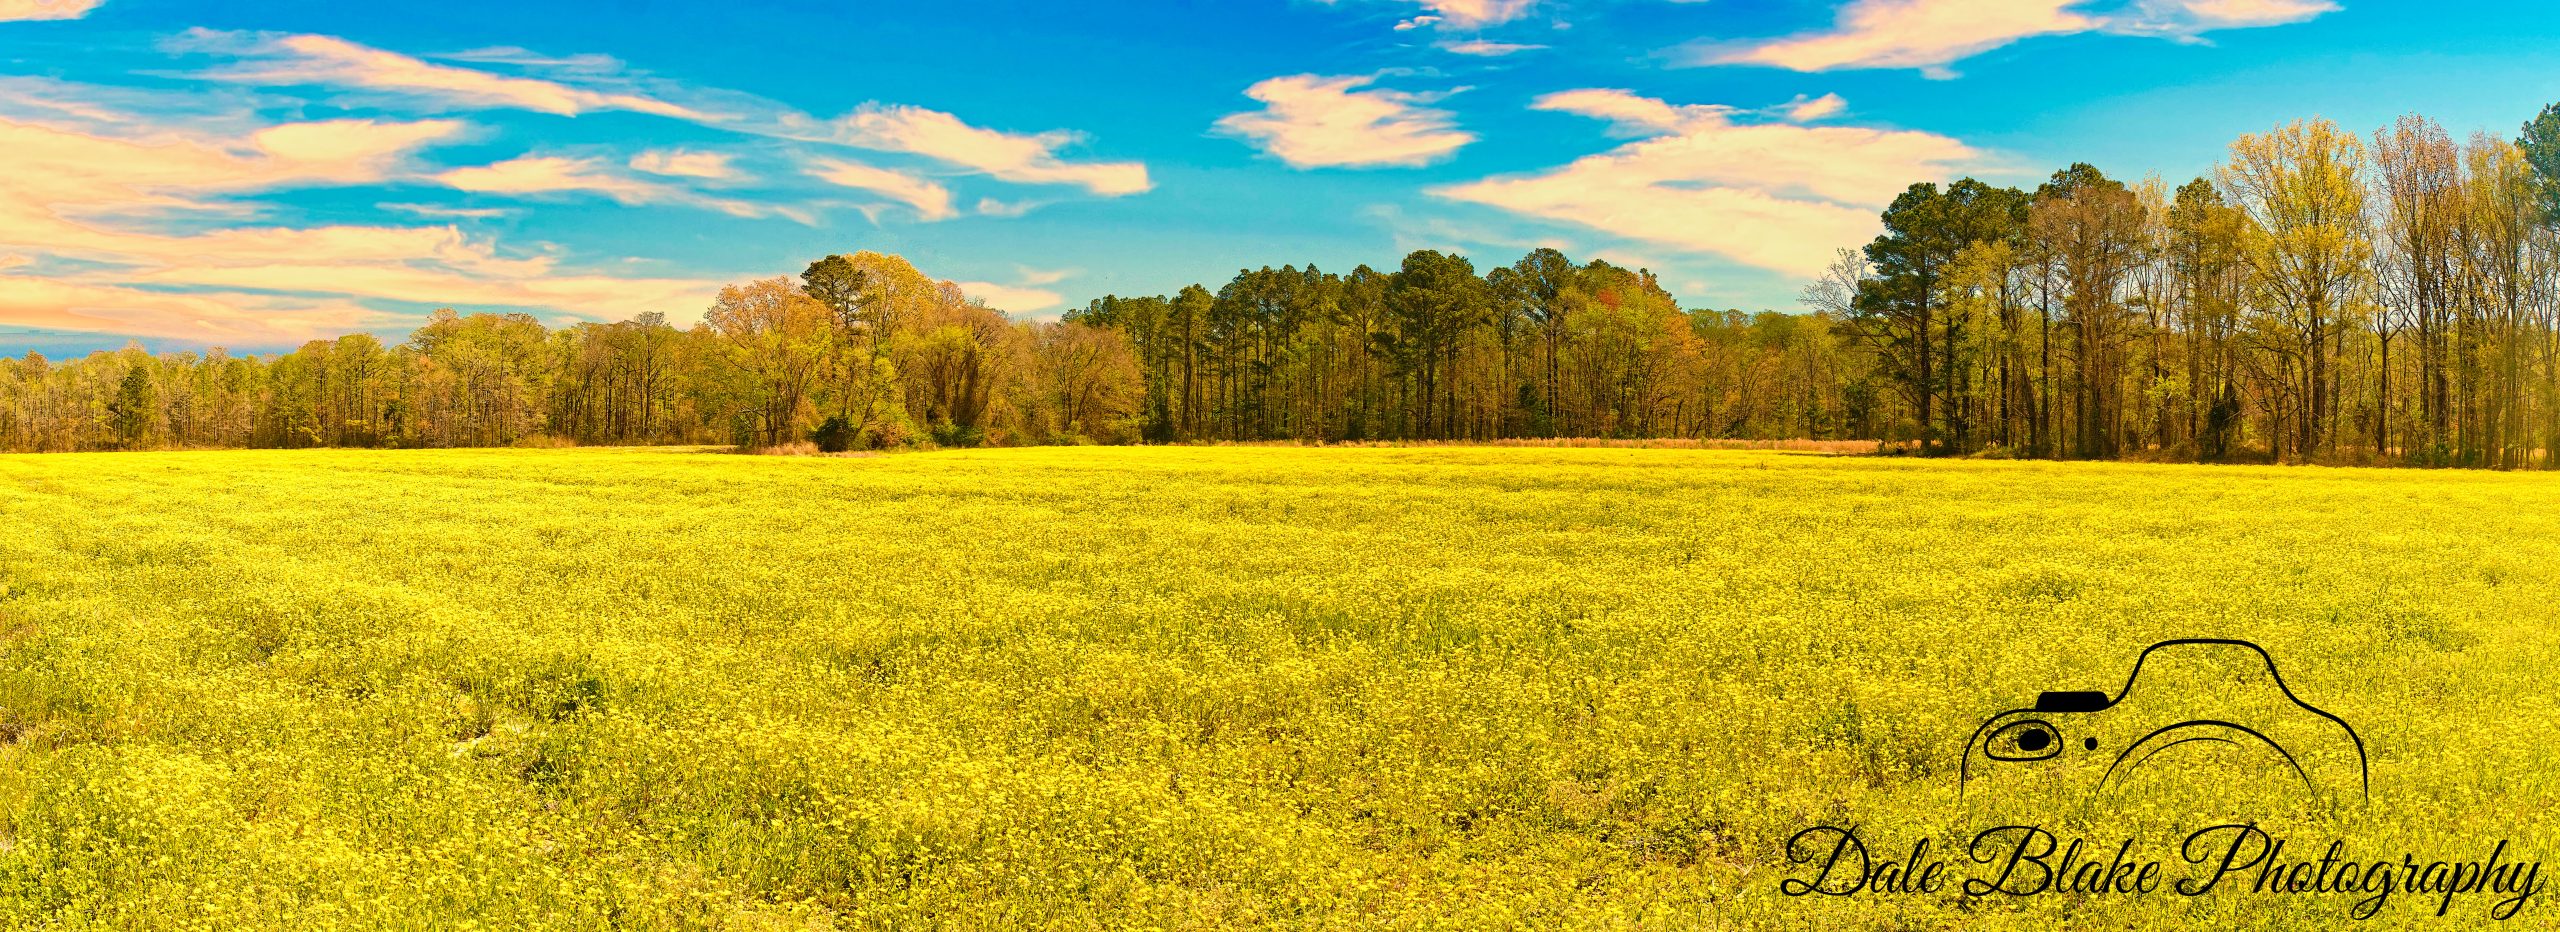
[{"left": 1959, "top": 638, "right": 2370, "bottom": 802}]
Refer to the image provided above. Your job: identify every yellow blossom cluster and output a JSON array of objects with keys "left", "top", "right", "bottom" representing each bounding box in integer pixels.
[{"left": 0, "top": 446, "right": 2553, "bottom": 929}]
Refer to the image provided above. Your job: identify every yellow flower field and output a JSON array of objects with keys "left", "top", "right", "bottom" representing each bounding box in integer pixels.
[{"left": 3, "top": 446, "right": 2558, "bottom": 930}]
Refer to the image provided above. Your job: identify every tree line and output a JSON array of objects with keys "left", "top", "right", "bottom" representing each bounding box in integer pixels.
[
  {"left": 1071, "top": 103, "right": 2560, "bottom": 466},
  {"left": 0, "top": 252, "right": 1147, "bottom": 452},
  {"left": 7, "top": 104, "right": 2560, "bottom": 466},
  {"left": 1811, "top": 106, "right": 2560, "bottom": 467}
]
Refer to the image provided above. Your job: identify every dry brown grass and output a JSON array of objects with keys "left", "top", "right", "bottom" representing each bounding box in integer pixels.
[
  {"left": 1230, "top": 437, "right": 1899, "bottom": 455},
  {"left": 736, "top": 441, "right": 882, "bottom": 457}
]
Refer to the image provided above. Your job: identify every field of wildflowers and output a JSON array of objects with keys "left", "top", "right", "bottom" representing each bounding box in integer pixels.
[{"left": 2, "top": 446, "right": 2555, "bottom": 929}]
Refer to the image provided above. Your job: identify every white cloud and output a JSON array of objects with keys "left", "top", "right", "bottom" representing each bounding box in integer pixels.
[
  {"left": 2, "top": 114, "right": 466, "bottom": 218},
  {"left": 0, "top": 0, "right": 100, "bottom": 21},
  {"left": 630, "top": 149, "right": 739, "bottom": 180},
  {"left": 2115, "top": 0, "right": 2337, "bottom": 34},
  {"left": 0, "top": 103, "right": 725, "bottom": 343},
  {"left": 435, "top": 154, "right": 785, "bottom": 220},
  {"left": 1377, "top": 0, "right": 1536, "bottom": 28},
  {"left": 955, "top": 280, "right": 1065, "bottom": 315},
  {"left": 183, "top": 30, "right": 713, "bottom": 119},
  {"left": 827, "top": 103, "right": 1150, "bottom": 196},
  {"left": 1014, "top": 266, "right": 1075, "bottom": 286},
  {"left": 1434, "top": 90, "right": 1983, "bottom": 278},
  {"left": 1532, "top": 87, "right": 1736, "bottom": 135},
  {"left": 1432, "top": 0, "right": 1536, "bottom": 26},
  {"left": 172, "top": 31, "right": 1150, "bottom": 216},
  {"left": 1783, "top": 93, "right": 1848, "bottom": 122},
  {"left": 1214, "top": 74, "right": 1474, "bottom": 169},
  {"left": 0, "top": 277, "right": 377, "bottom": 344},
  {"left": 435, "top": 155, "right": 656, "bottom": 198},
  {"left": 1704, "top": 0, "right": 2338, "bottom": 76},
  {"left": 804, "top": 157, "right": 958, "bottom": 221},
  {"left": 378, "top": 203, "right": 512, "bottom": 220},
  {"left": 974, "top": 197, "right": 1039, "bottom": 218},
  {"left": 1709, "top": 0, "right": 2097, "bottom": 77},
  {"left": 1439, "top": 39, "right": 1547, "bottom": 56}
]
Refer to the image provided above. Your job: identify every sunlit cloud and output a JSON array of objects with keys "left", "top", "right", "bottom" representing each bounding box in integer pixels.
[
  {"left": 955, "top": 280, "right": 1065, "bottom": 315},
  {"left": 434, "top": 152, "right": 646, "bottom": 197},
  {"left": 974, "top": 197, "right": 1040, "bottom": 218},
  {"left": 2115, "top": 0, "right": 2338, "bottom": 34},
  {"left": 1434, "top": 90, "right": 1983, "bottom": 277},
  {"left": 1424, "top": 0, "right": 1536, "bottom": 27},
  {"left": 827, "top": 103, "right": 1150, "bottom": 196},
  {"left": 1346, "top": 0, "right": 1537, "bottom": 29},
  {"left": 379, "top": 203, "right": 513, "bottom": 220},
  {"left": 804, "top": 156, "right": 959, "bottom": 221},
  {"left": 1214, "top": 74, "right": 1474, "bottom": 169},
  {"left": 0, "top": 276, "right": 377, "bottom": 344},
  {"left": 1439, "top": 39, "right": 1546, "bottom": 56},
  {"left": 1699, "top": 0, "right": 2338, "bottom": 77},
  {"left": 2, "top": 113, "right": 467, "bottom": 219},
  {"left": 630, "top": 149, "right": 739, "bottom": 180},
  {"left": 1705, "top": 0, "right": 2097, "bottom": 77},
  {"left": 162, "top": 31, "right": 1150, "bottom": 220},
  {"left": 1783, "top": 93, "right": 1849, "bottom": 122},
  {"left": 435, "top": 154, "right": 790, "bottom": 220},
  {"left": 0, "top": 102, "right": 726, "bottom": 343},
  {"left": 1014, "top": 266, "right": 1076, "bottom": 287},
  {"left": 0, "top": 23, "right": 1205, "bottom": 345},
  {"left": 0, "top": 0, "right": 100, "bottom": 21},
  {"left": 180, "top": 29, "right": 714, "bottom": 119}
]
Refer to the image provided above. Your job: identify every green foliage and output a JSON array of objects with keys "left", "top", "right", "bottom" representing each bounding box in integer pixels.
[
  {"left": 1849, "top": 178, "right": 2033, "bottom": 453},
  {"left": 799, "top": 254, "right": 872, "bottom": 331},
  {"left": 106, "top": 365, "right": 152, "bottom": 448},
  {"left": 2521, "top": 102, "right": 2560, "bottom": 223},
  {"left": 810, "top": 415, "right": 856, "bottom": 453},
  {"left": 928, "top": 422, "right": 984, "bottom": 448}
]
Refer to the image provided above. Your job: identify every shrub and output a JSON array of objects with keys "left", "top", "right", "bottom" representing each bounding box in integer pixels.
[
  {"left": 811, "top": 416, "right": 856, "bottom": 454},
  {"left": 862, "top": 415, "right": 914, "bottom": 450}
]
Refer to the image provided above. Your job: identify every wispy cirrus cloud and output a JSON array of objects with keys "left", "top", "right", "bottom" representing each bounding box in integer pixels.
[
  {"left": 1434, "top": 90, "right": 1984, "bottom": 277},
  {"left": 3, "top": 113, "right": 467, "bottom": 217},
  {"left": 0, "top": 0, "right": 99, "bottom": 21},
  {"left": 1, "top": 25, "right": 1167, "bottom": 344},
  {"left": 2114, "top": 0, "right": 2338, "bottom": 35},
  {"left": 0, "top": 101, "right": 723, "bottom": 343},
  {"left": 629, "top": 149, "right": 739, "bottom": 180},
  {"left": 0, "top": 277, "right": 376, "bottom": 345},
  {"left": 1439, "top": 38, "right": 1546, "bottom": 56},
  {"left": 177, "top": 29, "right": 715, "bottom": 119},
  {"left": 435, "top": 154, "right": 795, "bottom": 221},
  {"left": 379, "top": 203, "right": 512, "bottom": 220},
  {"left": 1360, "top": 0, "right": 1538, "bottom": 30},
  {"left": 1013, "top": 266, "right": 1076, "bottom": 287},
  {"left": 824, "top": 103, "right": 1150, "bottom": 196},
  {"left": 168, "top": 31, "right": 1150, "bottom": 213},
  {"left": 1215, "top": 74, "right": 1474, "bottom": 169},
  {"left": 1700, "top": 0, "right": 2337, "bottom": 77},
  {"left": 1783, "top": 93, "right": 1850, "bottom": 122},
  {"left": 1704, "top": 0, "right": 2099, "bottom": 77},
  {"left": 973, "top": 197, "right": 1040, "bottom": 218},
  {"left": 804, "top": 156, "right": 958, "bottom": 221}
]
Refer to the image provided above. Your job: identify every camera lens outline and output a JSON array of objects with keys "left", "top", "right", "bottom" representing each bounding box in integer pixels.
[{"left": 1986, "top": 719, "right": 2064, "bottom": 761}]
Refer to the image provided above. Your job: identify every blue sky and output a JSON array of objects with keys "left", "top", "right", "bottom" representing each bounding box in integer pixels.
[{"left": 4, "top": 0, "right": 2558, "bottom": 355}]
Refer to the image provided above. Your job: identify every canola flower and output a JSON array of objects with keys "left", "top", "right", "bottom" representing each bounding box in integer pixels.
[{"left": 0, "top": 446, "right": 2556, "bottom": 930}]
